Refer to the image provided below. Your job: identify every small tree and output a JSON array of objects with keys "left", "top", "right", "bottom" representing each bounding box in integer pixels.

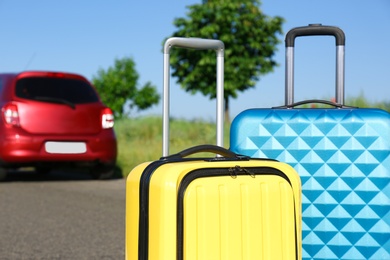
[
  {"left": 169, "top": 0, "right": 284, "bottom": 121},
  {"left": 92, "top": 57, "right": 160, "bottom": 118}
]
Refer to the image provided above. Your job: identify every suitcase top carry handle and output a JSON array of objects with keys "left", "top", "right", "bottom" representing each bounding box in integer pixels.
[
  {"left": 273, "top": 99, "right": 356, "bottom": 109},
  {"left": 162, "top": 144, "right": 243, "bottom": 160},
  {"left": 163, "top": 37, "right": 225, "bottom": 156},
  {"left": 285, "top": 24, "right": 346, "bottom": 106}
]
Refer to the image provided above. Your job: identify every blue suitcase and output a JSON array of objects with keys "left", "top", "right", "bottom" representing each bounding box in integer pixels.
[{"left": 230, "top": 24, "right": 390, "bottom": 259}]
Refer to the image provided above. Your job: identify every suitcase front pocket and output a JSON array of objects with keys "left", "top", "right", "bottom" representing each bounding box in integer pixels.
[{"left": 178, "top": 167, "right": 299, "bottom": 260}]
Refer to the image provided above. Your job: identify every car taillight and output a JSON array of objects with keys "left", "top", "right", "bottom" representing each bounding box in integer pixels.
[
  {"left": 101, "top": 108, "right": 114, "bottom": 129},
  {"left": 2, "top": 103, "right": 20, "bottom": 127}
]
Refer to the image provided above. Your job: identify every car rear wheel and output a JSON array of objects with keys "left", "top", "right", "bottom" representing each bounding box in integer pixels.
[
  {"left": 35, "top": 167, "right": 52, "bottom": 175},
  {"left": 0, "top": 168, "right": 8, "bottom": 181},
  {"left": 90, "top": 165, "right": 115, "bottom": 180}
]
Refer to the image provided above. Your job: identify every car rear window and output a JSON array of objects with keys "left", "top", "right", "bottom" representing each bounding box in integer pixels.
[{"left": 15, "top": 77, "right": 100, "bottom": 104}]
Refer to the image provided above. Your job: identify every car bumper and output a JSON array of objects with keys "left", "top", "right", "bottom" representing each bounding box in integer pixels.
[{"left": 0, "top": 130, "right": 117, "bottom": 167}]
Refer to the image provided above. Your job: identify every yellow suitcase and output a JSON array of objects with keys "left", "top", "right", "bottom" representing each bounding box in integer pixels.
[
  {"left": 126, "top": 145, "right": 302, "bottom": 259},
  {"left": 126, "top": 37, "right": 301, "bottom": 259}
]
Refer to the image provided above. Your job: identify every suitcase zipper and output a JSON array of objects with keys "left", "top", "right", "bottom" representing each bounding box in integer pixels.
[
  {"left": 228, "top": 165, "right": 256, "bottom": 178},
  {"left": 138, "top": 162, "right": 297, "bottom": 260},
  {"left": 138, "top": 160, "right": 168, "bottom": 260},
  {"left": 138, "top": 158, "right": 202, "bottom": 259}
]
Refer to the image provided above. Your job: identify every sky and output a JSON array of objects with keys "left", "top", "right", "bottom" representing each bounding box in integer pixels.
[{"left": 0, "top": 0, "right": 389, "bottom": 121}]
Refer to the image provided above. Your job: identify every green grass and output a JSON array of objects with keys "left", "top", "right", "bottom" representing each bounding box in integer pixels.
[
  {"left": 114, "top": 116, "right": 230, "bottom": 177},
  {"left": 115, "top": 95, "right": 389, "bottom": 178}
]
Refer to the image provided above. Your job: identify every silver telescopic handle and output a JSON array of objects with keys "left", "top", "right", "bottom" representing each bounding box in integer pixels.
[
  {"left": 162, "top": 37, "right": 225, "bottom": 157},
  {"left": 285, "top": 24, "right": 346, "bottom": 105}
]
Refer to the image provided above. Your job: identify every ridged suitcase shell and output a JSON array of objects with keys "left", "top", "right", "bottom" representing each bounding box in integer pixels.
[
  {"left": 126, "top": 159, "right": 302, "bottom": 260},
  {"left": 230, "top": 108, "right": 390, "bottom": 259}
]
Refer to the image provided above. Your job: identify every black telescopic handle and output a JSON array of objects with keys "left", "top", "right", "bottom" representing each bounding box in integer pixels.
[
  {"left": 285, "top": 24, "right": 346, "bottom": 47},
  {"left": 285, "top": 24, "right": 346, "bottom": 106}
]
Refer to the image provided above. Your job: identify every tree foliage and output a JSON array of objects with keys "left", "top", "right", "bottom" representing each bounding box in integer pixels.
[
  {"left": 92, "top": 57, "right": 160, "bottom": 118},
  {"left": 168, "top": 0, "right": 284, "bottom": 120}
]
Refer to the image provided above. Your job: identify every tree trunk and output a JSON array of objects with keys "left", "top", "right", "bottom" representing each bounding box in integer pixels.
[{"left": 224, "top": 97, "right": 230, "bottom": 123}]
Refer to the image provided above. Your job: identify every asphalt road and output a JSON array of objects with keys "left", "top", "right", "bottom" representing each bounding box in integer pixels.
[{"left": 0, "top": 170, "right": 126, "bottom": 260}]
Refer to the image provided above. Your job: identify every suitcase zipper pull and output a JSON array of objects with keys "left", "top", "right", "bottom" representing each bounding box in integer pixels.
[
  {"left": 242, "top": 167, "right": 256, "bottom": 178},
  {"left": 228, "top": 166, "right": 239, "bottom": 179},
  {"left": 228, "top": 166, "right": 255, "bottom": 178}
]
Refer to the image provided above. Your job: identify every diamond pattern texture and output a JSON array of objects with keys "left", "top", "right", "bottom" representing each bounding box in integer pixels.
[{"left": 230, "top": 108, "right": 390, "bottom": 259}]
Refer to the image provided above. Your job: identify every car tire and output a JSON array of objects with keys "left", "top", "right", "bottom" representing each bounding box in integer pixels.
[
  {"left": 0, "top": 168, "right": 8, "bottom": 181},
  {"left": 35, "top": 167, "right": 52, "bottom": 175},
  {"left": 90, "top": 165, "right": 115, "bottom": 180}
]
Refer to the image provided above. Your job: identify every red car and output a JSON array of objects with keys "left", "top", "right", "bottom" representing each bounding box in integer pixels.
[{"left": 0, "top": 71, "right": 117, "bottom": 180}]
